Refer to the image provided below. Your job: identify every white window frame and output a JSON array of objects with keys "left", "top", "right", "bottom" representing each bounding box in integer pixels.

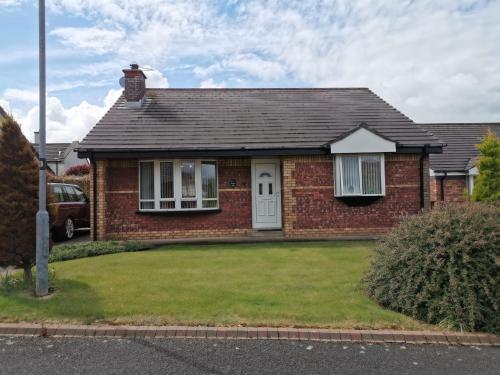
[
  {"left": 334, "top": 154, "right": 386, "bottom": 197},
  {"left": 138, "top": 161, "right": 155, "bottom": 209},
  {"left": 139, "top": 159, "right": 219, "bottom": 211}
]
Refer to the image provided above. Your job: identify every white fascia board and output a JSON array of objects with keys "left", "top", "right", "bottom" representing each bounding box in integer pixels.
[
  {"left": 468, "top": 166, "right": 479, "bottom": 176},
  {"left": 431, "top": 170, "right": 469, "bottom": 176},
  {"left": 330, "top": 127, "right": 396, "bottom": 154}
]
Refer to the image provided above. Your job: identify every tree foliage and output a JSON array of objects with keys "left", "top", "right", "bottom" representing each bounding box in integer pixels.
[
  {"left": 65, "top": 163, "right": 90, "bottom": 176},
  {"left": 364, "top": 203, "right": 499, "bottom": 333},
  {"left": 0, "top": 116, "right": 39, "bottom": 282},
  {"left": 472, "top": 129, "right": 500, "bottom": 202}
]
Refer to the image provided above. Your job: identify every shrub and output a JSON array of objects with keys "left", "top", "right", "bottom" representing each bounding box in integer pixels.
[
  {"left": 65, "top": 164, "right": 90, "bottom": 176},
  {"left": 122, "top": 241, "right": 151, "bottom": 252},
  {"left": 0, "top": 115, "right": 40, "bottom": 283},
  {"left": 364, "top": 203, "right": 499, "bottom": 333},
  {"left": 49, "top": 241, "right": 152, "bottom": 263},
  {"left": 472, "top": 129, "right": 500, "bottom": 202}
]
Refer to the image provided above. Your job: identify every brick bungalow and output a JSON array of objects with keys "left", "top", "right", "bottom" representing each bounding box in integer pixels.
[
  {"left": 76, "top": 65, "right": 443, "bottom": 241},
  {"left": 421, "top": 123, "right": 499, "bottom": 204}
]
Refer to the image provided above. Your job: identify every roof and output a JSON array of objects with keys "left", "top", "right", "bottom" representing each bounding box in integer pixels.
[
  {"left": 78, "top": 88, "right": 442, "bottom": 155},
  {"left": 421, "top": 123, "right": 500, "bottom": 172},
  {"left": 0, "top": 105, "right": 6, "bottom": 118},
  {"left": 32, "top": 143, "right": 71, "bottom": 162}
]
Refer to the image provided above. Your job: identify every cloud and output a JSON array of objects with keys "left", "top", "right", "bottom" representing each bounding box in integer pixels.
[
  {"left": 50, "top": 27, "right": 126, "bottom": 55},
  {"left": 103, "top": 88, "right": 122, "bottom": 108},
  {"left": 199, "top": 78, "right": 226, "bottom": 89},
  {"left": 143, "top": 66, "right": 169, "bottom": 88},
  {"left": 18, "top": 98, "right": 106, "bottom": 143},
  {"left": 2, "top": 88, "right": 37, "bottom": 104},
  {"left": 2, "top": 88, "right": 122, "bottom": 143},
  {"left": 45, "top": 0, "right": 500, "bottom": 122},
  {"left": 0, "top": 0, "right": 23, "bottom": 7},
  {"left": 14, "top": 0, "right": 500, "bottom": 124},
  {"left": 194, "top": 53, "right": 286, "bottom": 81},
  {"left": 1, "top": 63, "right": 167, "bottom": 142},
  {"left": 0, "top": 99, "right": 11, "bottom": 113}
]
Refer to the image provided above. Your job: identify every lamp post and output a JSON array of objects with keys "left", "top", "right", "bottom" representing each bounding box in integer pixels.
[{"left": 36, "top": 0, "right": 49, "bottom": 297}]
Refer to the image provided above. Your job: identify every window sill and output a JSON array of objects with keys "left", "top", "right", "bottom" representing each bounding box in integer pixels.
[
  {"left": 136, "top": 208, "right": 221, "bottom": 215},
  {"left": 335, "top": 195, "right": 383, "bottom": 206}
]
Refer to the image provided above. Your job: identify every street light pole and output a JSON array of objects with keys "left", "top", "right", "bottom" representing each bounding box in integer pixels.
[{"left": 36, "top": 0, "right": 49, "bottom": 297}]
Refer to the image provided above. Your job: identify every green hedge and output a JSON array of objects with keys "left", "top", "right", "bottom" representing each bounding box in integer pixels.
[
  {"left": 49, "top": 241, "right": 151, "bottom": 263},
  {"left": 364, "top": 203, "right": 499, "bottom": 333}
]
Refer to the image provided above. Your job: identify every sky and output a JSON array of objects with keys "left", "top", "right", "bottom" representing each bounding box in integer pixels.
[{"left": 0, "top": 0, "right": 499, "bottom": 143}]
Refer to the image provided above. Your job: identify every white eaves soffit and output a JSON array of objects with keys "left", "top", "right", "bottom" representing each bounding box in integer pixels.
[{"left": 330, "top": 126, "right": 396, "bottom": 154}]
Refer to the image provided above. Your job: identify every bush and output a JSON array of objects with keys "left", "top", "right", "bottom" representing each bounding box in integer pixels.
[
  {"left": 472, "top": 129, "right": 500, "bottom": 202},
  {"left": 49, "top": 241, "right": 151, "bottom": 263},
  {"left": 65, "top": 164, "right": 90, "bottom": 176},
  {"left": 0, "top": 115, "right": 41, "bottom": 283},
  {"left": 364, "top": 203, "right": 499, "bottom": 333}
]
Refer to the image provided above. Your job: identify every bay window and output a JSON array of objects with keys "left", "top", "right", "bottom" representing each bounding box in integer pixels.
[
  {"left": 201, "top": 161, "right": 218, "bottom": 208},
  {"left": 335, "top": 154, "right": 385, "bottom": 196},
  {"left": 159, "top": 162, "right": 175, "bottom": 209},
  {"left": 139, "top": 160, "right": 218, "bottom": 211},
  {"left": 139, "top": 161, "right": 155, "bottom": 209}
]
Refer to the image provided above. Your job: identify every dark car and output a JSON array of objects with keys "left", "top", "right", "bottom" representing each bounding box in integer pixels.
[{"left": 49, "top": 183, "right": 90, "bottom": 240}]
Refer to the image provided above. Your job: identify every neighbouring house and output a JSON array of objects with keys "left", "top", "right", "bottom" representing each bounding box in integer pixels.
[
  {"left": 77, "top": 65, "right": 443, "bottom": 241},
  {"left": 0, "top": 105, "right": 6, "bottom": 119},
  {"left": 32, "top": 133, "right": 89, "bottom": 176},
  {"left": 421, "top": 123, "right": 500, "bottom": 204}
]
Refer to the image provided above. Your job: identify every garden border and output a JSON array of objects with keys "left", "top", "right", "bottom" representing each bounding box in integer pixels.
[{"left": 0, "top": 323, "right": 497, "bottom": 346}]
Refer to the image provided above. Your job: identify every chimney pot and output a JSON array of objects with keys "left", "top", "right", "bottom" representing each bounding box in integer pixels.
[
  {"left": 130, "top": 63, "right": 139, "bottom": 70},
  {"left": 34, "top": 131, "right": 40, "bottom": 144}
]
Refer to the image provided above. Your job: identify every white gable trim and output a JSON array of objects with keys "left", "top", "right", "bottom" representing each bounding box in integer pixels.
[
  {"left": 330, "top": 127, "right": 396, "bottom": 154},
  {"left": 468, "top": 166, "right": 479, "bottom": 176}
]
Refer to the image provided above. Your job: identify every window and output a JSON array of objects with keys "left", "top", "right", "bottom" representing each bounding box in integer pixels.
[
  {"left": 181, "top": 161, "right": 196, "bottom": 208},
  {"left": 62, "top": 185, "right": 78, "bottom": 202},
  {"left": 201, "top": 161, "right": 218, "bottom": 208},
  {"left": 160, "top": 162, "right": 174, "bottom": 209},
  {"left": 335, "top": 154, "right": 385, "bottom": 196},
  {"left": 52, "top": 185, "right": 65, "bottom": 202},
  {"left": 139, "top": 160, "right": 218, "bottom": 211},
  {"left": 140, "top": 161, "right": 155, "bottom": 209},
  {"left": 73, "top": 187, "right": 87, "bottom": 203}
]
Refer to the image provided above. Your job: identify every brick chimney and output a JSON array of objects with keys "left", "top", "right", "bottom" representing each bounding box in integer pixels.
[{"left": 122, "top": 64, "right": 147, "bottom": 107}]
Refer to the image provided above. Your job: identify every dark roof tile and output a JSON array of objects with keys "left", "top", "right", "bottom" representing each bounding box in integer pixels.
[
  {"left": 32, "top": 143, "right": 71, "bottom": 162},
  {"left": 79, "top": 88, "right": 441, "bottom": 152},
  {"left": 420, "top": 123, "right": 500, "bottom": 172}
]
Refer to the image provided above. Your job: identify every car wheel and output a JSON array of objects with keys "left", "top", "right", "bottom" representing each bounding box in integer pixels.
[{"left": 64, "top": 217, "right": 75, "bottom": 240}]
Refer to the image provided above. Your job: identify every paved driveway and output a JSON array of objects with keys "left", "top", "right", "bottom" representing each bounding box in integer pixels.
[
  {"left": 0, "top": 337, "right": 497, "bottom": 375},
  {"left": 53, "top": 228, "right": 90, "bottom": 245}
]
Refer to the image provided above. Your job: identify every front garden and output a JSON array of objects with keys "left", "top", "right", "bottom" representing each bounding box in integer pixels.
[{"left": 0, "top": 241, "right": 427, "bottom": 329}]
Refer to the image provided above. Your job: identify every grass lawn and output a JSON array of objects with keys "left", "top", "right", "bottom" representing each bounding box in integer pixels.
[{"left": 0, "top": 241, "right": 428, "bottom": 330}]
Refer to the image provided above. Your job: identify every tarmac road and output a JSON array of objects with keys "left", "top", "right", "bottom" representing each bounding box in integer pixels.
[{"left": 0, "top": 336, "right": 498, "bottom": 375}]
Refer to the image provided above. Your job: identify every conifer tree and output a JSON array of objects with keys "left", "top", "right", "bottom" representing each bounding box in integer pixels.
[
  {"left": 0, "top": 115, "right": 39, "bottom": 283},
  {"left": 472, "top": 129, "right": 500, "bottom": 202}
]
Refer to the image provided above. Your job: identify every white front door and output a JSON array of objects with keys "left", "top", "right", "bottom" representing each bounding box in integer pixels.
[{"left": 252, "top": 159, "right": 282, "bottom": 229}]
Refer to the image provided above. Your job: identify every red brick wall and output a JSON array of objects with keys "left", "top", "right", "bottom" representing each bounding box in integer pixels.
[
  {"left": 101, "top": 159, "right": 252, "bottom": 240},
  {"left": 430, "top": 176, "right": 438, "bottom": 203},
  {"left": 282, "top": 154, "right": 428, "bottom": 237},
  {"left": 96, "top": 154, "right": 429, "bottom": 240},
  {"left": 430, "top": 176, "right": 467, "bottom": 204}
]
